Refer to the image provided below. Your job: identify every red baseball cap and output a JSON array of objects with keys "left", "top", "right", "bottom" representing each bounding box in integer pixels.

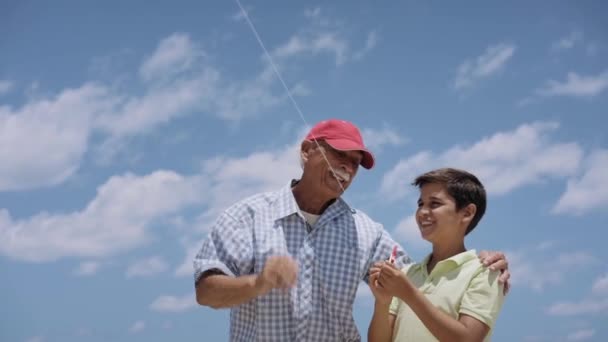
[{"left": 305, "top": 119, "right": 375, "bottom": 169}]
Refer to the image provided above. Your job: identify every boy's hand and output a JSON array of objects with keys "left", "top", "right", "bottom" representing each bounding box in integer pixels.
[
  {"left": 377, "top": 261, "right": 412, "bottom": 300},
  {"left": 478, "top": 250, "right": 511, "bottom": 295},
  {"left": 369, "top": 262, "right": 392, "bottom": 305}
]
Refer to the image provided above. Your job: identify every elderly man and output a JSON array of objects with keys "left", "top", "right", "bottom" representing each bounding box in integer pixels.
[{"left": 194, "top": 119, "right": 509, "bottom": 341}]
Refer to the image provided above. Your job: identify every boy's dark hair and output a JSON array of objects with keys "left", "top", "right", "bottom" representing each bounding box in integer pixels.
[{"left": 413, "top": 168, "right": 486, "bottom": 235}]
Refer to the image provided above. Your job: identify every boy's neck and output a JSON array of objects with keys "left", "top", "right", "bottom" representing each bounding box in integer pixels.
[{"left": 427, "top": 242, "right": 466, "bottom": 274}]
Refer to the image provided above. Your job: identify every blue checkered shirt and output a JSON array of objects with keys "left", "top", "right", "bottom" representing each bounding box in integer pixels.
[{"left": 194, "top": 181, "right": 411, "bottom": 341}]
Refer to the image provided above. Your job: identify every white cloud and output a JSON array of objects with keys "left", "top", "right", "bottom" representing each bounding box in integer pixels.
[
  {"left": 567, "top": 329, "right": 595, "bottom": 341},
  {"left": 510, "top": 248, "right": 597, "bottom": 292},
  {"left": 592, "top": 273, "right": 608, "bottom": 295},
  {"left": 150, "top": 294, "right": 196, "bottom": 312},
  {"left": 200, "top": 142, "right": 301, "bottom": 220},
  {"left": 362, "top": 125, "right": 407, "bottom": 151},
  {"left": 129, "top": 320, "right": 145, "bottom": 333},
  {"left": 0, "top": 83, "right": 114, "bottom": 191},
  {"left": 139, "top": 33, "right": 204, "bottom": 82},
  {"left": 0, "top": 171, "right": 203, "bottom": 262},
  {"left": 271, "top": 10, "right": 375, "bottom": 67},
  {"left": 547, "top": 298, "right": 608, "bottom": 316},
  {"left": 537, "top": 70, "right": 608, "bottom": 98},
  {"left": 126, "top": 256, "right": 169, "bottom": 278},
  {"left": 0, "top": 31, "right": 312, "bottom": 191},
  {"left": 380, "top": 122, "right": 583, "bottom": 201},
  {"left": 453, "top": 43, "right": 516, "bottom": 90},
  {"left": 24, "top": 336, "right": 44, "bottom": 342},
  {"left": 0, "top": 80, "right": 13, "bottom": 95},
  {"left": 553, "top": 149, "right": 608, "bottom": 215},
  {"left": 304, "top": 7, "right": 321, "bottom": 19},
  {"left": 353, "top": 30, "right": 378, "bottom": 61},
  {"left": 393, "top": 214, "right": 426, "bottom": 250},
  {"left": 553, "top": 31, "right": 583, "bottom": 51},
  {"left": 73, "top": 261, "right": 102, "bottom": 276},
  {"left": 175, "top": 242, "right": 204, "bottom": 277}
]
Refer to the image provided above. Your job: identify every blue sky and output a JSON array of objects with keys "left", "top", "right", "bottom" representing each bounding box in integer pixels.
[{"left": 1, "top": 1, "right": 607, "bottom": 341}]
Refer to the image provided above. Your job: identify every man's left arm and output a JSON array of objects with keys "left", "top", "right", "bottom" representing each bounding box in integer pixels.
[{"left": 363, "top": 224, "right": 412, "bottom": 284}]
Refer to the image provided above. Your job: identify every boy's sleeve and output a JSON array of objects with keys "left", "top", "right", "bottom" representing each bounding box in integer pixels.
[
  {"left": 459, "top": 267, "right": 505, "bottom": 328},
  {"left": 389, "top": 295, "right": 400, "bottom": 315},
  {"left": 193, "top": 211, "right": 254, "bottom": 285}
]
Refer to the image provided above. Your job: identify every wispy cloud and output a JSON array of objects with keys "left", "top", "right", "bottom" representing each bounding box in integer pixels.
[
  {"left": 393, "top": 214, "right": 426, "bottom": 250},
  {"left": 553, "top": 149, "right": 608, "bottom": 215},
  {"left": 0, "top": 80, "right": 13, "bottom": 95},
  {"left": 362, "top": 124, "right": 407, "bottom": 151},
  {"left": 380, "top": 122, "right": 582, "bottom": 201},
  {"left": 547, "top": 298, "right": 608, "bottom": 316},
  {"left": 567, "top": 329, "right": 595, "bottom": 341},
  {"left": 149, "top": 294, "right": 196, "bottom": 312},
  {"left": 126, "top": 256, "right": 168, "bottom": 278},
  {"left": 139, "top": 33, "right": 205, "bottom": 82},
  {"left": 592, "top": 273, "right": 608, "bottom": 295},
  {"left": 510, "top": 248, "right": 597, "bottom": 292},
  {"left": 453, "top": 43, "right": 516, "bottom": 90},
  {"left": 552, "top": 30, "right": 584, "bottom": 51},
  {"left": 24, "top": 336, "right": 45, "bottom": 342},
  {"left": 271, "top": 8, "right": 377, "bottom": 66},
  {"left": 128, "top": 320, "right": 145, "bottom": 333},
  {"left": 536, "top": 70, "right": 608, "bottom": 98},
  {"left": 0, "top": 171, "right": 203, "bottom": 262},
  {"left": 73, "top": 261, "right": 102, "bottom": 276}
]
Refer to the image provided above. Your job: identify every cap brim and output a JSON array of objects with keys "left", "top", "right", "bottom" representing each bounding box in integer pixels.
[{"left": 324, "top": 138, "right": 375, "bottom": 169}]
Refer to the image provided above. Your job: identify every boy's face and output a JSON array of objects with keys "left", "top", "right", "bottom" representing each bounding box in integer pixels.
[{"left": 415, "top": 182, "right": 471, "bottom": 244}]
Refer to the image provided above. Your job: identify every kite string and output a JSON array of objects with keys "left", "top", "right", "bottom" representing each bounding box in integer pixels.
[{"left": 234, "top": 0, "right": 347, "bottom": 193}]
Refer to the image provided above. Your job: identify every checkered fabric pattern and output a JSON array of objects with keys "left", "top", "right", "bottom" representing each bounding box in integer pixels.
[{"left": 194, "top": 181, "right": 411, "bottom": 341}]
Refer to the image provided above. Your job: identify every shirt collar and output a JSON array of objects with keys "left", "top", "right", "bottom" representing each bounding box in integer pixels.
[
  {"left": 417, "top": 249, "right": 477, "bottom": 274},
  {"left": 271, "top": 179, "right": 353, "bottom": 223}
]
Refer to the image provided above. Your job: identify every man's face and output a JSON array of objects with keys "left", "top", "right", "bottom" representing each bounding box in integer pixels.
[{"left": 304, "top": 140, "right": 363, "bottom": 196}]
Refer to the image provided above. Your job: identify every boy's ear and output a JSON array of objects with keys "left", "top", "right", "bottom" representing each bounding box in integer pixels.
[{"left": 461, "top": 203, "right": 477, "bottom": 225}]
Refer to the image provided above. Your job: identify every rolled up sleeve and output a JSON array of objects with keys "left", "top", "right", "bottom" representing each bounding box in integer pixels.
[{"left": 193, "top": 211, "right": 253, "bottom": 285}]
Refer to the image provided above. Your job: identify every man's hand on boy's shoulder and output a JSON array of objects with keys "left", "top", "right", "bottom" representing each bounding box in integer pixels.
[{"left": 478, "top": 250, "right": 511, "bottom": 295}]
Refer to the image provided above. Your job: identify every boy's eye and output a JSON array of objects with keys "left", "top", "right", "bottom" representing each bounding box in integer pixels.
[{"left": 430, "top": 202, "right": 441, "bottom": 208}]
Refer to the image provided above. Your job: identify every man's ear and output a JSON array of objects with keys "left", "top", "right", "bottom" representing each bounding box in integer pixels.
[
  {"left": 300, "top": 140, "right": 313, "bottom": 164},
  {"left": 461, "top": 203, "right": 477, "bottom": 225}
]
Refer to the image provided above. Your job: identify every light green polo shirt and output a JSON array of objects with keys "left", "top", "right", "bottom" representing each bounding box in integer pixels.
[{"left": 389, "top": 249, "right": 504, "bottom": 341}]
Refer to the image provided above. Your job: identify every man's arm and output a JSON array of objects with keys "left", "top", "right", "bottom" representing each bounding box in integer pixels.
[
  {"left": 196, "top": 255, "right": 298, "bottom": 309},
  {"left": 478, "top": 250, "right": 511, "bottom": 294},
  {"left": 195, "top": 271, "right": 260, "bottom": 309}
]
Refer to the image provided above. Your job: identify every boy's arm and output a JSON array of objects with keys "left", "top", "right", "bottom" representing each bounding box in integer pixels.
[
  {"left": 367, "top": 304, "right": 396, "bottom": 342},
  {"left": 378, "top": 263, "right": 500, "bottom": 342}
]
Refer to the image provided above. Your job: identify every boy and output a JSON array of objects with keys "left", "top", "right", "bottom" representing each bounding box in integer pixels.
[{"left": 368, "top": 168, "right": 504, "bottom": 341}]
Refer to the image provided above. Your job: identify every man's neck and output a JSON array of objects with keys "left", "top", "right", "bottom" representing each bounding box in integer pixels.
[{"left": 291, "top": 182, "right": 335, "bottom": 215}]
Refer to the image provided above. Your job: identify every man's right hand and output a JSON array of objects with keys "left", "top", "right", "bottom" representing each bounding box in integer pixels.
[{"left": 255, "top": 255, "right": 299, "bottom": 296}]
